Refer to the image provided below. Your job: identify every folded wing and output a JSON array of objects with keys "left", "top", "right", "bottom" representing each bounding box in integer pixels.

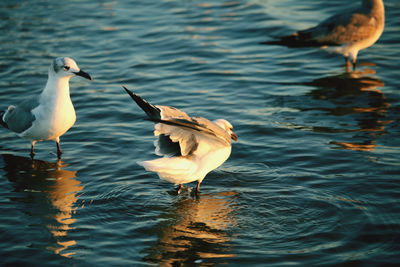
[
  {"left": 263, "top": 7, "right": 378, "bottom": 47},
  {"left": 2, "top": 96, "right": 38, "bottom": 133},
  {"left": 306, "top": 11, "right": 379, "bottom": 45}
]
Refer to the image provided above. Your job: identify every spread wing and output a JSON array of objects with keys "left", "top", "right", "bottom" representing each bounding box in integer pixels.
[
  {"left": 123, "top": 86, "right": 231, "bottom": 158},
  {"left": 153, "top": 116, "right": 231, "bottom": 157},
  {"left": 2, "top": 96, "right": 38, "bottom": 133}
]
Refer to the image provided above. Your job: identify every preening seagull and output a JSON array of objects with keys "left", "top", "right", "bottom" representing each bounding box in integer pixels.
[
  {"left": 123, "top": 86, "right": 238, "bottom": 193},
  {"left": 0, "top": 57, "right": 92, "bottom": 158},
  {"left": 262, "top": 0, "right": 385, "bottom": 69}
]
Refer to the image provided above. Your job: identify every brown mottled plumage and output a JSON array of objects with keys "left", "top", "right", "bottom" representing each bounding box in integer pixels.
[{"left": 263, "top": 0, "right": 385, "bottom": 69}]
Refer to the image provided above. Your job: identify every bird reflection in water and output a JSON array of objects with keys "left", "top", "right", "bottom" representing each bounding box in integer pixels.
[
  {"left": 2, "top": 154, "right": 84, "bottom": 258},
  {"left": 143, "top": 190, "right": 238, "bottom": 266},
  {"left": 304, "top": 68, "right": 391, "bottom": 151}
]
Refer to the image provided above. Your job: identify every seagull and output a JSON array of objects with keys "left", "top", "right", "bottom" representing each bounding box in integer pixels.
[
  {"left": 0, "top": 57, "right": 92, "bottom": 158},
  {"left": 262, "top": 0, "right": 385, "bottom": 69},
  {"left": 123, "top": 86, "right": 238, "bottom": 193}
]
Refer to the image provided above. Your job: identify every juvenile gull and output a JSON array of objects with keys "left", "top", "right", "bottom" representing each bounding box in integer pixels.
[
  {"left": 123, "top": 86, "right": 238, "bottom": 193},
  {"left": 0, "top": 57, "right": 92, "bottom": 158},
  {"left": 262, "top": 0, "right": 385, "bottom": 69}
]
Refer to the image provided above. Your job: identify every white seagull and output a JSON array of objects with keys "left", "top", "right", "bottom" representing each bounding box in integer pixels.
[
  {"left": 123, "top": 86, "right": 238, "bottom": 193},
  {"left": 262, "top": 0, "right": 385, "bottom": 69},
  {"left": 0, "top": 57, "right": 92, "bottom": 158}
]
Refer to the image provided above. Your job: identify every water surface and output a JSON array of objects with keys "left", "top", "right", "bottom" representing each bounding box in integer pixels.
[{"left": 1, "top": 0, "right": 399, "bottom": 265}]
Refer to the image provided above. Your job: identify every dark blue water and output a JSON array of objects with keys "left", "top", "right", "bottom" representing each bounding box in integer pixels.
[{"left": 1, "top": 0, "right": 399, "bottom": 265}]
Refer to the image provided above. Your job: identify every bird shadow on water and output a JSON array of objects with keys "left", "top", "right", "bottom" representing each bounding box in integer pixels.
[
  {"left": 300, "top": 67, "right": 390, "bottom": 152},
  {"left": 1, "top": 154, "right": 84, "bottom": 259},
  {"left": 142, "top": 190, "right": 239, "bottom": 266}
]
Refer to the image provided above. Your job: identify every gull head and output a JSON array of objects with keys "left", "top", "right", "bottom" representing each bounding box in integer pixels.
[
  {"left": 50, "top": 57, "right": 92, "bottom": 80},
  {"left": 214, "top": 119, "right": 238, "bottom": 141}
]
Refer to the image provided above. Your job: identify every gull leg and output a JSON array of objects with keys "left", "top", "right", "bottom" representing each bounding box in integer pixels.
[
  {"left": 177, "top": 184, "right": 182, "bottom": 194},
  {"left": 56, "top": 139, "right": 62, "bottom": 159},
  {"left": 30, "top": 143, "right": 35, "bottom": 159},
  {"left": 350, "top": 51, "right": 359, "bottom": 71},
  {"left": 168, "top": 184, "right": 183, "bottom": 195},
  {"left": 344, "top": 56, "right": 352, "bottom": 72},
  {"left": 190, "top": 181, "right": 201, "bottom": 198}
]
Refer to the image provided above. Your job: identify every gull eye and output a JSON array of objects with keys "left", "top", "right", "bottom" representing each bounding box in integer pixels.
[{"left": 63, "top": 66, "right": 70, "bottom": 71}]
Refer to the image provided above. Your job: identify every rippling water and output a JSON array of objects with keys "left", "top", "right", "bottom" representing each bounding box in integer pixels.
[{"left": 1, "top": 0, "right": 399, "bottom": 265}]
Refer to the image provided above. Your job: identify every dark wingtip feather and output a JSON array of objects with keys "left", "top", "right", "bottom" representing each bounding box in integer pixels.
[
  {"left": 122, "top": 85, "right": 161, "bottom": 120},
  {"left": 260, "top": 40, "right": 282, "bottom": 45},
  {"left": 260, "top": 34, "right": 301, "bottom": 46},
  {"left": 261, "top": 33, "right": 335, "bottom": 48}
]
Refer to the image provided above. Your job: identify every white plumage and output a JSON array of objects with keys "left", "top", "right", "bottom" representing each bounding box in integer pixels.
[
  {"left": 0, "top": 57, "right": 92, "bottom": 158},
  {"left": 123, "top": 86, "right": 238, "bottom": 193}
]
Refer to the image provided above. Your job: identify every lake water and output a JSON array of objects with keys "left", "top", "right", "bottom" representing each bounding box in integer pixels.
[{"left": 1, "top": 0, "right": 399, "bottom": 266}]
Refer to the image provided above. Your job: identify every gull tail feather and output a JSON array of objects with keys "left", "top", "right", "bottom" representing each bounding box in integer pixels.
[
  {"left": 0, "top": 111, "right": 9, "bottom": 129},
  {"left": 122, "top": 86, "right": 161, "bottom": 120},
  {"left": 138, "top": 157, "right": 197, "bottom": 184}
]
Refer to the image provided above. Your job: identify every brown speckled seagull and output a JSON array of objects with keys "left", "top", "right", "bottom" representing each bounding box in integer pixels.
[{"left": 262, "top": 0, "right": 385, "bottom": 69}]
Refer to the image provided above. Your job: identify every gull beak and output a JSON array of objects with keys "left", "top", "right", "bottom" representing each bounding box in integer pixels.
[
  {"left": 74, "top": 69, "right": 92, "bottom": 80},
  {"left": 231, "top": 132, "right": 238, "bottom": 141}
]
